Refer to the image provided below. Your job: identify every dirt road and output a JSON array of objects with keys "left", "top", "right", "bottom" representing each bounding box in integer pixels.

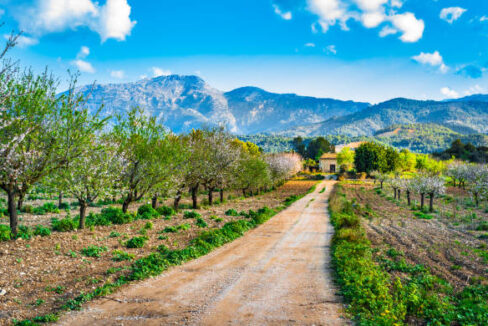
[{"left": 58, "top": 180, "right": 347, "bottom": 326}]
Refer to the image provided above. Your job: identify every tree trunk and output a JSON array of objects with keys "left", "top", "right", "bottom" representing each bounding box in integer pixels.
[
  {"left": 420, "top": 193, "right": 425, "bottom": 210},
  {"left": 191, "top": 186, "right": 198, "bottom": 209},
  {"left": 475, "top": 193, "right": 479, "bottom": 207},
  {"left": 79, "top": 202, "right": 87, "bottom": 229},
  {"left": 380, "top": 181, "right": 384, "bottom": 189},
  {"left": 398, "top": 189, "right": 401, "bottom": 200},
  {"left": 151, "top": 194, "right": 158, "bottom": 209},
  {"left": 407, "top": 190, "right": 411, "bottom": 206},
  {"left": 58, "top": 192, "right": 63, "bottom": 208},
  {"left": 17, "top": 195, "right": 23, "bottom": 211},
  {"left": 393, "top": 188, "right": 397, "bottom": 199},
  {"left": 122, "top": 193, "right": 132, "bottom": 213},
  {"left": 220, "top": 189, "right": 224, "bottom": 203},
  {"left": 242, "top": 189, "right": 246, "bottom": 197},
  {"left": 208, "top": 188, "right": 214, "bottom": 206},
  {"left": 7, "top": 189, "right": 18, "bottom": 237},
  {"left": 453, "top": 180, "right": 456, "bottom": 187},
  {"left": 174, "top": 189, "right": 182, "bottom": 210},
  {"left": 429, "top": 193, "right": 434, "bottom": 212}
]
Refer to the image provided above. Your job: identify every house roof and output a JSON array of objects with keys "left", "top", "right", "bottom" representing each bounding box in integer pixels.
[{"left": 319, "top": 153, "right": 337, "bottom": 159}]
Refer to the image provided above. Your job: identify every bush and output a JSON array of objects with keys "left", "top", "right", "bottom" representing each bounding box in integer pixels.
[
  {"left": 101, "top": 207, "right": 133, "bottom": 225},
  {"left": 111, "top": 250, "right": 135, "bottom": 261},
  {"left": 51, "top": 217, "right": 77, "bottom": 232},
  {"left": 84, "top": 212, "right": 112, "bottom": 227},
  {"left": 109, "top": 231, "right": 120, "bottom": 238},
  {"left": 163, "top": 226, "right": 178, "bottom": 233},
  {"left": 195, "top": 217, "right": 208, "bottom": 228},
  {"left": 137, "top": 204, "right": 159, "bottom": 219},
  {"left": 81, "top": 245, "right": 108, "bottom": 258},
  {"left": 58, "top": 202, "right": 71, "bottom": 210},
  {"left": 476, "top": 222, "right": 488, "bottom": 231},
  {"left": 33, "top": 225, "right": 51, "bottom": 237},
  {"left": 33, "top": 202, "right": 60, "bottom": 215},
  {"left": 143, "top": 222, "right": 153, "bottom": 230},
  {"left": 183, "top": 211, "right": 201, "bottom": 219},
  {"left": 177, "top": 223, "right": 191, "bottom": 231},
  {"left": 16, "top": 225, "right": 34, "bottom": 240},
  {"left": 21, "top": 205, "right": 34, "bottom": 214},
  {"left": 284, "top": 195, "right": 299, "bottom": 206},
  {"left": 0, "top": 224, "right": 11, "bottom": 241},
  {"left": 225, "top": 209, "right": 239, "bottom": 216},
  {"left": 126, "top": 236, "right": 148, "bottom": 248},
  {"left": 156, "top": 205, "right": 175, "bottom": 217}
]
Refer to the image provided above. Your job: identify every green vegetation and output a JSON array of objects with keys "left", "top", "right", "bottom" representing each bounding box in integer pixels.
[
  {"left": 329, "top": 184, "right": 488, "bottom": 325},
  {"left": 125, "top": 236, "right": 148, "bottom": 248},
  {"left": 80, "top": 246, "right": 108, "bottom": 258},
  {"left": 32, "top": 203, "right": 60, "bottom": 215},
  {"left": 111, "top": 250, "right": 135, "bottom": 262},
  {"left": 225, "top": 209, "right": 239, "bottom": 216},
  {"left": 434, "top": 139, "right": 488, "bottom": 163},
  {"left": 183, "top": 211, "right": 201, "bottom": 219},
  {"left": 195, "top": 217, "right": 208, "bottom": 228}
]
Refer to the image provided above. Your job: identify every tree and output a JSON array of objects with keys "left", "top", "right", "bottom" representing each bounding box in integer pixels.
[
  {"left": 465, "top": 164, "right": 488, "bottom": 207},
  {"left": 354, "top": 142, "right": 387, "bottom": 174},
  {"left": 412, "top": 175, "right": 445, "bottom": 212},
  {"left": 0, "top": 71, "right": 102, "bottom": 236},
  {"left": 398, "top": 149, "right": 417, "bottom": 172},
  {"left": 371, "top": 171, "right": 388, "bottom": 189},
  {"left": 292, "top": 137, "right": 306, "bottom": 157},
  {"left": 111, "top": 108, "right": 179, "bottom": 213},
  {"left": 265, "top": 153, "right": 302, "bottom": 187},
  {"left": 306, "top": 137, "right": 334, "bottom": 161},
  {"left": 337, "top": 147, "right": 354, "bottom": 172},
  {"left": 57, "top": 138, "right": 118, "bottom": 228}
]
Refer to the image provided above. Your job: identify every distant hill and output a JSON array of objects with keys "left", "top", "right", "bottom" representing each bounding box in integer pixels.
[
  {"left": 240, "top": 124, "right": 488, "bottom": 154},
  {"left": 279, "top": 98, "right": 488, "bottom": 137},
  {"left": 73, "top": 75, "right": 368, "bottom": 134}
]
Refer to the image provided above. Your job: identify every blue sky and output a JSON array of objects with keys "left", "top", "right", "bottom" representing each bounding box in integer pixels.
[{"left": 1, "top": 0, "right": 488, "bottom": 103}]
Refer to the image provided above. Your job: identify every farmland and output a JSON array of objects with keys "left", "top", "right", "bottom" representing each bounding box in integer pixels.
[
  {"left": 0, "top": 179, "right": 317, "bottom": 324},
  {"left": 329, "top": 179, "right": 488, "bottom": 325}
]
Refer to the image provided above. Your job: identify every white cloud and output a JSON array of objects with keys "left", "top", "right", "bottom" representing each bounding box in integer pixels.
[
  {"left": 325, "top": 44, "right": 337, "bottom": 54},
  {"left": 481, "top": 16, "right": 488, "bottom": 22},
  {"left": 412, "top": 51, "right": 448, "bottom": 73},
  {"left": 111, "top": 70, "right": 125, "bottom": 79},
  {"left": 389, "top": 13, "right": 424, "bottom": 42},
  {"left": 305, "top": 42, "right": 316, "bottom": 47},
  {"left": 96, "top": 0, "right": 137, "bottom": 41},
  {"left": 77, "top": 46, "right": 90, "bottom": 59},
  {"left": 273, "top": 4, "right": 292, "bottom": 20},
  {"left": 151, "top": 67, "right": 171, "bottom": 77},
  {"left": 441, "top": 87, "right": 459, "bottom": 99},
  {"left": 71, "top": 59, "right": 95, "bottom": 73},
  {"left": 306, "top": 0, "right": 423, "bottom": 42},
  {"left": 361, "top": 11, "right": 385, "bottom": 28},
  {"left": 379, "top": 25, "right": 397, "bottom": 37},
  {"left": 440, "top": 7, "right": 466, "bottom": 24},
  {"left": 139, "top": 74, "right": 148, "bottom": 80},
  {"left": 4, "top": 34, "right": 39, "bottom": 48},
  {"left": 14, "top": 0, "right": 136, "bottom": 42},
  {"left": 464, "top": 85, "right": 486, "bottom": 96}
]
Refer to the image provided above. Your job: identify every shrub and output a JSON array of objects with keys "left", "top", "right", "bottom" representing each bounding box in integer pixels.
[
  {"left": 476, "top": 222, "right": 488, "bottom": 231},
  {"left": 157, "top": 205, "right": 175, "bottom": 217},
  {"left": 81, "top": 245, "right": 108, "bottom": 258},
  {"left": 33, "top": 225, "right": 51, "bottom": 237},
  {"left": 0, "top": 225, "right": 11, "bottom": 241},
  {"left": 163, "top": 226, "right": 178, "bottom": 233},
  {"left": 21, "top": 205, "right": 34, "bottom": 213},
  {"left": 214, "top": 218, "right": 223, "bottom": 222},
  {"left": 137, "top": 204, "right": 159, "bottom": 219},
  {"left": 51, "top": 217, "right": 77, "bottom": 232},
  {"left": 333, "top": 213, "right": 360, "bottom": 229},
  {"left": 58, "top": 202, "right": 71, "bottom": 210},
  {"left": 413, "top": 211, "right": 434, "bottom": 220},
  {"left": 144, "top": 222, "right": 154, "bottom": 230},
  {"left": 84, "top": 212, "right": 112, "bottom": 227},
  {"left": 126, "top": 236, "right": 148, "bottom": 248},
  {"left": 16, "top": 225, "right": 34, "bottom": 240},
  {"left": 177, "top": 223, "right": 191, "bottom": 231},
  {"left": 225, "top": 209, "right": 239, "bottom": 216},
  {"left": 109, "top": 231, "right": 120, "bottom": 238},
  {"left": 101, "top": 207, "right": 133, "bottom": 225},
  {"left": 195, "top": 217, "right": 208, "bottom": 228},
  {"left": 284, "top": 195, "right": 299, "bottom": 206},
  {"left": 183, "top": 211, "right": 201, "bottom": 219},
  {"left": 111, "top": 250, "right": 135, "bottom": 261},
  {"left": 33, "top": 202, "right": 60, "bottom": 215}
]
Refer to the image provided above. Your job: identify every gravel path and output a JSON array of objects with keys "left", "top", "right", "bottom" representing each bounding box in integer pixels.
[{"left": 58, "top": 180, "right": 348, "bottom": 326}]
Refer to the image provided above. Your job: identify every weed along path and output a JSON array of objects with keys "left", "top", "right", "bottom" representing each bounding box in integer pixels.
[{"left": 58, "top": 180, "right": 347, "bottom": 326}]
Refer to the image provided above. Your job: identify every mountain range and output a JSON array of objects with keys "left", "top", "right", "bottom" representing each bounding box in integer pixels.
[{"left": 76, "top": 74, "right": 488, "bottom": 137}]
